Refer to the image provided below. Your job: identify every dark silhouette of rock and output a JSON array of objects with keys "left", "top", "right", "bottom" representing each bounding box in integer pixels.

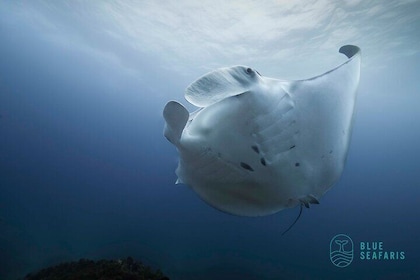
[{"left": 24, "top": 257, "right": 169, "bottom": 280}]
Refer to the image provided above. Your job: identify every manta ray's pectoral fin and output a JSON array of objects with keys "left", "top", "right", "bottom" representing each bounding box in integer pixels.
[{"left": 163, "top": 101, "right": 189, "bottom": 145}]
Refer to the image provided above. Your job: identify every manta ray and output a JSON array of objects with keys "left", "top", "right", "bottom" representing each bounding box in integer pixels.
[{"left": 163, "top": 45, "right": 361, "bottom": 221}]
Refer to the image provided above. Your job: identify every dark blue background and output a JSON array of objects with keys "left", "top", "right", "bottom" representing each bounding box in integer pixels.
[{"left": 1, "top": 2, "right": 419, "bottom": 279}]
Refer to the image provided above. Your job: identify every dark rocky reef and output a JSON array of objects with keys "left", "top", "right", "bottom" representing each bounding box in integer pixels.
[{"left": 24, "top": 257, "right": 169, "bottom": 280}]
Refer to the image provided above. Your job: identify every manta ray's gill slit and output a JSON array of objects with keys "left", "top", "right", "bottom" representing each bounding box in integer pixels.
[
  {"left": 194, "top": 152, "right": 239, "bottom": 182},
  {"left": 295, "top": 162, "right": 300, "bottom": 167},
  {"left": 260, "top": 158, "right": 266, "bottom": 166},
  {"left": 255, "top": 110, "right": 292, "bottom": 135},
  {"left": 256, "top": 91, "right": 290, "bottom": 118},
  {"left": 258, "top": 123, "right": 297, "bottom": 154},
  {"left": 193, "top": 148, "right": 230, "bottom": 176},
  {"left": 259, "top": 116, "right": 296, "bottom": 139},
  {"left": 262, "top": 125, "right": 300, "bottom": 156},
  {"left": 289, "top": 145, "right": 296, "bottom": 150},
  {"left": 240, "top": 162, "right": 254, "bottom": 172},
  {"left": 256, "top": 109, "right": 295, "bottom": 143},
  {"left": 248, "top": 92, "right": 291, "bottom": 134}
]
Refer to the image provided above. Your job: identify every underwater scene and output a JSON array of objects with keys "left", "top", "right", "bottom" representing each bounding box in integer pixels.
[{"left": 0, "top": 1, "right": 419, "bottom": 279}]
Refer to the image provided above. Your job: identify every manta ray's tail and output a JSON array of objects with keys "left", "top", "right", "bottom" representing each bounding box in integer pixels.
[{"left": 281, "top": 204, "right": 303, "bottom": 236}]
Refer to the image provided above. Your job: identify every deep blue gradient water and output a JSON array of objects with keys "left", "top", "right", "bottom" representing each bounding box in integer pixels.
[{"left": 1, "top": 1, "right": 419, "bottom": 279}]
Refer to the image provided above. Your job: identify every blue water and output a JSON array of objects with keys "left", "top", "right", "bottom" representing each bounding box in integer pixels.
[{"left": 1, "top": 1, "right": 419, "bottom": 279}]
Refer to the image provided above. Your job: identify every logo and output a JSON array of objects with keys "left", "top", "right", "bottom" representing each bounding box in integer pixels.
[
  {"left": 330, "top": 234, "right": 354, "bottom": 267},
  {"left": 329, "top": 234, "right": 406, "bottom": 267}
]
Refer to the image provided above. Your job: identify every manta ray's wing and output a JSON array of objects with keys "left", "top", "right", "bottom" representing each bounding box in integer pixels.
[{"left": 280, "top": 45, "right": 361, "bottom": 198}]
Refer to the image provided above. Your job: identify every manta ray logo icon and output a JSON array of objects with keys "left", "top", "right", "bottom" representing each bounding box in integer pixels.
[{"left": 330, "top": 234, "right": 354, "bottom": 267}]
